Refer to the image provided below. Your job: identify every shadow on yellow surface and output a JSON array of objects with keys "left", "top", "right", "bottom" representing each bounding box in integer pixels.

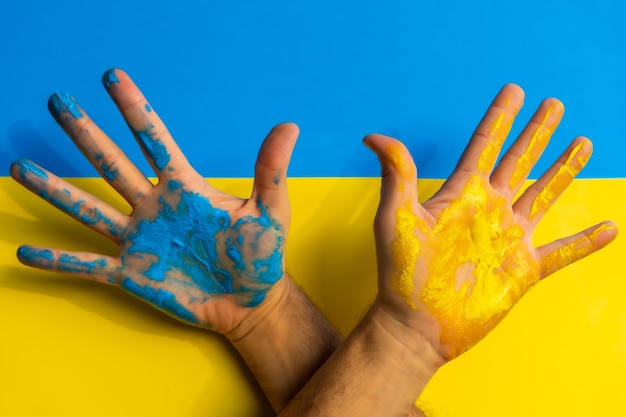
[{"left": 1, "top": 177, "right": 625, "bottom": 416}]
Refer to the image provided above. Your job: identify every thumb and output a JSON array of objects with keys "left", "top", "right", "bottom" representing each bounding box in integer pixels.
[
  {"left": 251, "top": 123, "right": 299, "bottom": 218},
  {"left": 362, "top": 134, "right": 419, "bottom": 237}
]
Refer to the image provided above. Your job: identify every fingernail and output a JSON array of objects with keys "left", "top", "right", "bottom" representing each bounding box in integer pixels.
[
  {"left": 48, "top": 90, "right": 83, "bottom": 120},
  {"left": 102, "top": 68, "right": 120, "bottom": 89}
]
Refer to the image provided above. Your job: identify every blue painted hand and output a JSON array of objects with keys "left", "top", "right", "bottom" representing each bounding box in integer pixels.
[{"left": 11, "top": 69, "right": 299, "bottom": 333}]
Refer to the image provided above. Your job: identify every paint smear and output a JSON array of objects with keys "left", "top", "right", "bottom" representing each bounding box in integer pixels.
[
  {"left": 102, "top": 69, "right": 120, "bottom": 89},
  {"left": 391, "top": 201, "right": 420, "bottom": 309},
  {"left": 477, "top": 111, "right": 513, "bottom": 174},
  {"left": 541, "top": 223, "right": 617, "bottom": 275},
  {"left": 17, "top": 246, "right": 55, "bottom": 269},
  {"left": 134, "top": 125, "right": 171, "bottom": 171},
  {"left": 49, "top": 91, "right": 83, "bottom": 119},
  {"left": 509, "top": 103, "right": 558, "bottom": 188},
  {"left": 13, "top": 158, "right": 48, "bottom": 181},
  {"left": 389, "top": 158, "right": 541, "bottom": 356},
  {"left": 123, "top": 180, "right": 284, "bottom": 310},
  {"left": 419, "top": 175, "right": 539, "bottom": 356},
  {"left": 121, "top": 278, "right": 198, "bottom": 324},
  {"left": 529, "top": 140, "right": 591, "bottom": 220},
  {"left": 100, "top": 162, "right": 119, "bottom": 181}
]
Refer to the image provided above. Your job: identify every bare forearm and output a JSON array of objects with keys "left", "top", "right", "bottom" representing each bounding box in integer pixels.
[
  {"left": 278, "top": 303, "right": 443, "bottom": 417},
  {"left": 227, "top": 275, "right": 342, "bottom": 412}
]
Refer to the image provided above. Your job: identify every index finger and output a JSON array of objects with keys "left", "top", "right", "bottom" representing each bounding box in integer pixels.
[
  {"left": 102, "top": 68, "right": 192, "bottom": 179},
  {"left": 451, "top": 84, "right": 525, "bottom": 180}
]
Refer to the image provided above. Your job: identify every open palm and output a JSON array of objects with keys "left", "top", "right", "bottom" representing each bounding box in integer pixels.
[
  {"left": 12, "top": 69, "right": 299, "bottom": 334},
  {"left": 366, "top": 84, "right": 616, "bottom": 359}
]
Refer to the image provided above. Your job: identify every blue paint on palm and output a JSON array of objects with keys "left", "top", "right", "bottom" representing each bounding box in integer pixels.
[{"left": 125, "top": 180, "right": 283, "bottom": 309}]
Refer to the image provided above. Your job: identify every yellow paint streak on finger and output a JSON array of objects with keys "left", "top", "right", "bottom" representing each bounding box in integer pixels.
[
  {"left": 541, "top": 223, "right": 618, "bottom": 276},
  {"left": 509, "top": 104, "right": 559, "bottom": 188},
  {"left": 477, "top": 112, "right": 514, "bottom": 174},
  {"left": 385, "top": 142, "right": 417, "bottom": 190},
  {"left": 529, "top": 140, "right": 592, "bottom": 220}
]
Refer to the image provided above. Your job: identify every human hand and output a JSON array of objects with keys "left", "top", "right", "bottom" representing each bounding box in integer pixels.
[
  {"left": 11, "top": 69, "right": 299, "bottom": 334},
  {"left": 365, "top": 84, "right": 617, "bottom": 359}
]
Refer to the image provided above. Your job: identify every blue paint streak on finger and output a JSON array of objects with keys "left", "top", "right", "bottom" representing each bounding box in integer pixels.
[
  {"left": 100, "top": 162, "right": 119, "bottom": 181},
  {"left": 39, "top": 189, "right": 78, "bottom": 214},
  {"left": 57, "top": 254, "right": 107, "bottom": 274},
  {"left": 37, "top": 187, "right": 123, "bottom": 236},
  {"left": 17, "top": 246, "right": 55, "bottom": 269},
  {"left": 92, "top": 140, "right": 119, "bottom": 180},
  {"left": 12, "top": 158, "right": 48, "bottom": 181},
  {"left": 78, "top": 206, "right": 124, "bottom": 237},
  {"left": 133, "top": 125, "right": 171, "bottom": 171},
  {"left": 145, "top": 103, "right": 152, "bottom": 112},
  {"left": 102, "top": 69, "right": 120, "bottom": 90},
  {"left": 121, "top": 278, "right": 198, "bottom": 324}
]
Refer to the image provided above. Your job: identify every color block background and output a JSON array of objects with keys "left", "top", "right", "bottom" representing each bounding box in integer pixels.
[{"left": 1, "top": 1, "right": 625, "bottom": 416}]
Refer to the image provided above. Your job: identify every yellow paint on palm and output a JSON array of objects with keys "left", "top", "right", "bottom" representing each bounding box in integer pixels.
[
  {"left": 391, "top": 172, "right": 541, "bottom": 357},
  {"left": 509, "top": 104, "right": 558, "bottom": 188},
  {"left": 477, "top": 112, "right": 513, "bottom": 173},
  {"left": 529, "top": 140, "right": 592, "bottom": 220},
  {"left": 421, "top": 175, "right": 540, "bottom": 356}
]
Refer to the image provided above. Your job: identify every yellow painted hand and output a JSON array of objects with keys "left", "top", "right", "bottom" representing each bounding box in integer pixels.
[{"left": 365, "top": 84, "right": 617, "bottom": 359}]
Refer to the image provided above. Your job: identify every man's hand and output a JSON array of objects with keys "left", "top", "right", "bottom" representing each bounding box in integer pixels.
[
  {"left": 365, "top": 83, "right": 617, "bottom": 359},
  {"left": 279, "top": 84, "right": 617, "bottom": 417},
  {"left": 11, "top": 69, "right": 342, "bottom": 413},
  {"left": 11, "top": 68, "right": 298, "bottom": 335}
]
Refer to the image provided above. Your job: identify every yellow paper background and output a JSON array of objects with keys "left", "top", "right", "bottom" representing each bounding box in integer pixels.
[{"left": 1, "top": 177, "right": 625, "bottom": 416}]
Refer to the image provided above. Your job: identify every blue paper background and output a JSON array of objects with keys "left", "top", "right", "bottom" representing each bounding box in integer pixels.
[{"left": 1, "top": 0, "right": 624, "bottom": 179}]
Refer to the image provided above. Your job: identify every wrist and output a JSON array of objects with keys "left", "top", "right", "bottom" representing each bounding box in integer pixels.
[
  {"left": 226, "top": 274, "right": 341, "bottom": 412},
  {"left": 368, "top": 300, "right": 446, "bottom": 382},
  {"left": 278, "top": 302, "right": 443, "bottom": 416},
  {"left": 225, "top": 273, "right": 294, "bottom": 344}
]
